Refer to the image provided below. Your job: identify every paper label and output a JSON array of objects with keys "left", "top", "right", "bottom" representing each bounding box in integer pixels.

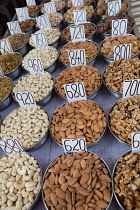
[
  {"left": 0, "top": 39, "right": 13, "bottom": 54},
  {"left": 68, "top": 49, "right": 86, "bottom": 67},
  {"left": 44, "top": 2, "right": 56, "bottom": 14},
  {"left": 27, "top": 58, "right": 44, "bottom": 75},
  {"left": 31, "top": 32, "right": 48, "bottom": 48},
  {"left": 72, "top": 0, "right": 84, "bottom": 7},
  {"left": 7, "top": 21, "right": 22, "bottom": 35},
  {"left": 114, "top": 44, "right": 131, "bottom": 61},
  {"left": 0, "top": 139, "right": 25, "bottom": 155},
  {"left": 131, "top": 132, "right": 140, "bottom": 153},
  {"left": 26, "top": 0, "right": 36, "bottom": 6},
  {"left": 108, "top": 0, "right": 121, "bottom": 16},
  {"left": 62, "top": 138, "right": 87, "bottom": 154},
  {"left": 112, "top": 19, "right": 127, "bottom": 37},
  {"left": 15, "top": 92, "right": 36, "bottom": 108},
  {"left": 74, "top": 9, "right": 86, "bottom": 25},
  {"left": 36, "top": 14, "right": 51, "bottom": 29},
  {"left": 123, "top": 79, "right": 140, "bottom": 98},
  {"left": 70, "top": 25, "right": 85, "bottom": 42},
  {"left": 16, "top": 7, "right": 29, "bottom": 21}
]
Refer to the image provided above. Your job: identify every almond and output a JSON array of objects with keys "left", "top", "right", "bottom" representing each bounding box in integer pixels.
[
  {"left": 67, "top": 177, "right": 77, "bottom": 185},
  {"left": 66, "top": 191, "right": 72, "bottom": 204},
  {"left": 99, "top": 175, "right": 112, "bottom": 182},
  {"left": 80, "top": 159, "right": 86, "bottom": 169},
  {"left": 78, "top": 187, "right": 90, "bottom": 196},
  {"left": 80, "top": 173, "right": 89, "bottom": 185},
  {"left": 61, "top": 183, "right": 68, "bottom": 192},
  {"left": 96, "top": 200, "right": 108, "bottom": 208},
  {"left": 58, "top": 197, "right": 67, "bottom": 206},
  {"left": 75, "top": 198, "right": 86, "bottom": 207},
  {"left": 94, "top": 189, "right": 104, "bottom": 200},
  {"left": 50, "top": 192, "right": 58, "bottom": 206},
  {"left": 58, "top": 175, "right": 66, "bottom": 184},
  {"left": 86, "top": 192, "right": 93, "bottom": 204},
  {"left": 103, "top": 188, "right": 111, "bottom": 202},
  {"left": 56, "top": 188, "right": 66, "bottom": 199}
]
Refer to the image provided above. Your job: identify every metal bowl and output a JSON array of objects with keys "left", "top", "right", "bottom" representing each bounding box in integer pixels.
[
  {"left": 55, "top": 66, "right": 102, "bottom": 100},
  {"left": 22, "top": 18, "right": 36, "bottom": 36},
  {"left": 1, "top": 105, "right": 50, "bottom": 151},
  {"left": 0, "top": 76, "right": 13, "bottom": 111},
  {"left": 52, "top": 19, "right": 63, "bottom": 30},
  {"left": 14, "top": 33, "right": 30, "bottom": 56},
  {"left": 42, "top": 151, "right": 113, "bottom": 210},
  {"left": 50, "top": 99, "right": 107, "bottom": 147},
  {"left": 108, "top": 99, "right": 132, "bottom": 146},
  {"left": 12, "top": 72, "right": 55, "bottom": 106},
  {"left": 62, "top": 22, "right": 97, "bottom": 43},
  {"left": 99, "top": 34, "right": 140, "bottom": 64},
  {"left": 59, "top": 39, "right": 99, "bottom": 68}
]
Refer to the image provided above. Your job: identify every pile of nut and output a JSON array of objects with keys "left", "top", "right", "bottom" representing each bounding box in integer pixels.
[
  {"left": 97, "top": 13, "right": 134, "bottom": 34},
  {"left": 27, "top": 5, "right": 40, "bottom": 17},
  {"left": 22, "top": 46, "right": 58, "bottom": 71},
  {"left": 0, "top": 152, "right": 41, "bottom": 210},
  {"left": 41, "top": 0, "right": 66, "bottom": 12},
  {"left": 62, "top": 23, "right": 96, "bottom": 41},
  {"left": 104, "top": 58, "right": 140, "bottom": 93},
  {"left": 8, "top": 34, "right": 29, "bottom": 51},
  {"left": 100, "top": 35, "right": 140, "bottom": 58},
  {"left": 0, "top": 77, "right": 12, "bottom": 102},
  {"left": 96, "top": 0, "right": 128, "bottom": 16},
  {"left": 13, "top": 72, "right": 54, "bottom": 102},
  {"left": 55, "top": 65, "right": 101, "bottom": 97},
  {"left": 19, "top": 19, "right": 35, "bottom": 32},
  {"left": 0, "top": 106, "right": 49, "bottom": 149},
  {"left": 109, "top": 95, "right": 140, "bottom": 145},
  {"left": 114, "top": 152, "right": 140, "bottom": 209},
  {"left": 43, "top": 152, "right": 112, "bottom": 209},
  {"left": 48, "top": 13, "right": 63, "bottom": 26},
  {"left": 50, "top": 100, "right": 106, "bottom": 145},
  {"left": 59, "top": 41, "right": 98, "bottom": 65},
  {"left": 64, "top": 5, "right": 94, "bottom": 22},
  {"left": 29, "top": 28, "right": 60, "bottom": 46},
  {"left": 67, "top": 0, "right": 93, "bottom": 8}
]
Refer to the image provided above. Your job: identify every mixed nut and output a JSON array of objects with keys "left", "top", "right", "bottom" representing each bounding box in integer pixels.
[
  {"left": 19, "top": 19, "right": 35, "bottom": 32},
  {"left": 41, "top": 0, "right": 66, "bottom": 12},
  {"left": 67, "top": 0, "right": 93, "bottom": 8},
  {"left": 48, "top": 13, "right": 63, "bottom": 26},
  {"left": 27, "top": 5, "right": 40, "bottom": 17},
  {"left": 8, "top": 33, "right": 29, "bottom": 51},
  {"left": 0, "top": 77, "right": 12, "bottom": 102}
]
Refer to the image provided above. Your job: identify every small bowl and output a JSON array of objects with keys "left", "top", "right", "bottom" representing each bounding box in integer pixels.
[
  {"left": 62, "top": 22, "right": 97, "bottom": 43},
  {"left": 0, "top": 76, "right": 13, "bottom": 111},
  {"left": 99, "top": 34, "right": 140, "bottom": 64},
  {"left": 12, "top": 72, "right": 55, "bottom": 106},
  {"left": 59, "top": 40, "right": 99, "bottom": 68}
]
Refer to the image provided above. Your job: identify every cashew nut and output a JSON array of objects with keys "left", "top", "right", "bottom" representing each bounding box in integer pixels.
[
  {"left": 14, "top": 181, "right": 25, "bottom": 190},
  {"left": 0, "top": 193, "right": 7, "bottom": 205},
  {"left": 17, "top": 168, "right": 26, "bottom": 175},
  {"left": 7, "top": 193, "right": 17, "bottom": 202}
]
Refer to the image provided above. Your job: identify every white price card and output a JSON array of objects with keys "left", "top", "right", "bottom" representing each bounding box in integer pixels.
[
  {"left": 108, "top": 0, "right": 121, "bottom": 16},
  {"left": 44, "top": 2, "right": 56, "bottom": 14},
  {"left": 62, "top": 138, "right": 87, "bottom": 154},
  {"left": 131, "top": 132, "right": 140, "bottom": 153},
  {"left": 72, "top": 0, "right": 84, "bottom": 7},
  {"left": 26, "top": 0, "right": 36, "bottom": 6},
  {"left": 123, "top": 79, "right": 140, "bottom": 98},
  {"left": 68, "top": 49, "right": 86, "bottom": 67},
  {"left": 0, "top": 139, "right": 25, "bottom": 155},
  {"left": 15, "top": 92, "right": 36, "bottom": 108},
  {"left": 36, "top": 14, "right": 51, "bottom": 29},
  {"left": 114, "top": 44, "right": 131, "bottom": 61},
  {"left": 7, "top": 21, "right": 22, "bottom": 35},
  {"left": 32, "top": 32, "right": 48, "bottom": 48},
  {"left": 74, "top": 10, "right": 86, "bottom": 25},
  {"left": 16, "top": 7, "right": 29, "bottom": 22},
  {"left": 70, "top": 25, "right": 85, "bottom": 42},
  {"left": 64, "top": 82, "right": 87, "bottom": 102},
  {"left": 0, "top": 67, "right": 5, "bottom": 77},
  {"left": 27, "top": 58, "right": 44, "bottom": 75},
  {"left": 0, "top": 39, "right": 13, "bottom": 54},
  {"left": 112, "top": 19, "right": 127, "bottom": 37}
]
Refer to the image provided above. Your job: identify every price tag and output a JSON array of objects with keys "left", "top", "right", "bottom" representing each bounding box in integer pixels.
[
  {"left": 70, "top": 25, "right": 85, "bottom": 42},
  {"left": 62, "top": 138, "right": 87, "bottom": 154},
  {"left": 68, "top": 49, "right": 86, "bottom": 67},
  {"left": 64, "top": 82, "right": 87, "bottom": 102},
  {"left": 15, "top": 92, "right": 36, "bottom": 108},
  {"left": 44, "top": 2, "right": 56, "bottom": 14},
  {"left": 27, "top": 58, "right": 44, "bottom": 75},
  {"left": 32, "top": 33, "right": 48, "bottom": 48},
  {"left": 0, "top": 139, "right": 25, "bottom": 155},
  {"left": 0, "top": 39, "right": 13, "bottom": 54},
  {"left": 105, "top": 0, "right": 108, "bottom": 2},
  {"left": 72, "top": 0, "right": 84, "bottom": 7},
  {"left": 26, "top": 0, "right": 36, "bottom": 6},
  {"left": 16, "top": 7, "right": 29, "bottom": 22},
  {"left": 112, "top": 19, "right": 127, "bottom": 37},
  {"left": 123, "top": 79, "right": 140, "bottom": 98},
  {"left": 0, "top": 67, "right": 5, "bottom": 77},
  {"left": 7, "top": 21, "right": 22, "bottom": 35},
  {"left": 114, "top": 44, "right": 131, "bottom": 61},
  {"left": 108, "top": 0, "right": 121, "bottom": 16},
  {"left": 131, "top": 132, "right": 140, "bottom": 153},
  {"left": 36, "top": 14, "right": 51, "bottom": 29},
  {"left": 74, "top": 10, "right": 86, "bottom": 25}
]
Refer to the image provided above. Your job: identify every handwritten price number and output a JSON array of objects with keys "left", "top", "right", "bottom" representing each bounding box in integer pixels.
[
  {"left": 36, "top": 14, "right": 51, "bottom": 30},
  {"left": 26, "top": 0, "right": 36, "bottom": 6},
  {"left": 32, "top": 33, "right": 48, "bottom": 48},
  {"left": 70, "top": 25, "right": 85, "bottom": 42},
  {"left": 74, "top": 10, "right": 86, "bottom": 25},
  {"left": 16, "top": 7, "right": 29, "bottom": 22},
  {"left": 64, "top": 82, "right": 87, "bottom": 102},
  {"left": 131, "top": 132, "right": 140, "bottom": 153},
  {"left": 108, "top": 0, "right": 121, "bottom": 16},
  {"left": 27, "top": 58, "right": 44, "bottom": 75},
  {"left": 72, "top": 0, "right": 84, "bottom": 7},
  {"left": 0, "top": 139, "right": 25, "bottom": 155},
  {"left": 62, "top": 138, "right": 87, "bottom": 154},
  {"left": 7, "top": 21, "right": 22, "bottom": 35},
  {"left": 15, "top": 92, "right": 36, "bottom": 108},
  {"left": 114, "top": 44, "right": 131, "bottom": 61},
  {"left": 68, "top": 49, "right": 86, "bottom": 67},
  {"left": 44, "top": 2, "right": 56, "bottom": 14},
  {"left": 123, "top": 79, "right": 140, "bottom": 98},
  {"left": 0, "top": 39, "right": 13, "bottom": 55},
  {"left": 112, "top": 19, "right": 127, "bottom": 37}
]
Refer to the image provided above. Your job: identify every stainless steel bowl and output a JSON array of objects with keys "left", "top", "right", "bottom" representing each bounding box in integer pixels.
[
  {"left": 59, "top": 39, "right": 99, "bottom": 68},
  {"left": 23, "top": 19, "right": 36, "bottom": 36},
  {"left": 50, "top": 99, "right": 107, "bottom": 147},
  {"left": 52, "top": 19, "right": 63, "bottom": 30},
  {"left": 0, "top": 76, "right": 13, "bottom": 111},
  {"left": 14, "top": 33, "right": 30, "bottom": 56},
  {"left": 12, "top": 72, "right": 55, "bottom": 106},
  {"left": 42, "top": 151, "right": 113, "bottom": 210},
  {"left": 99, "top": 34, "right": 140, "bottom": 64}
]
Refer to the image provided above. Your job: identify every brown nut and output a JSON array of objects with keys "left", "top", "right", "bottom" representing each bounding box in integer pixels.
[
  {"left": 19, "top": 19, "right": 35, "bottom": 32},
  {"left": 0, "top": 77, "right": 12, "bottom": 102},
  {"left": 27, "top": 5, "right": 40, "bottom": 17}
]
